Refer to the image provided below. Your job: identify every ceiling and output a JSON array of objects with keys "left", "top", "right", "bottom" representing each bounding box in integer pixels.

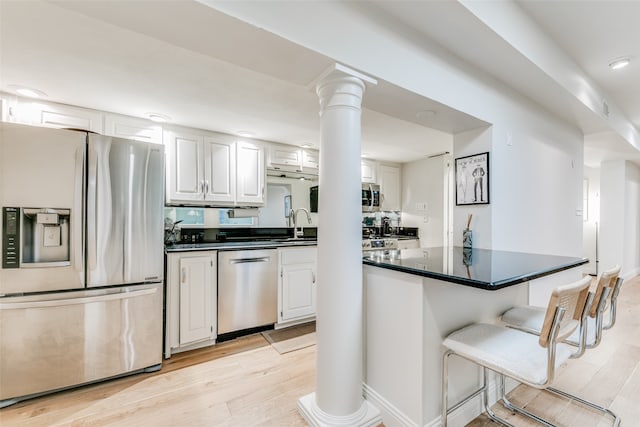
[{"left": 1, "top": 0, "right": 638, "bottom": 167}]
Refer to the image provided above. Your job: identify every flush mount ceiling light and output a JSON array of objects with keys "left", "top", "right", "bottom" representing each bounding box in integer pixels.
[
  {"left": 146, "top": 113, "right": 171, "bottom": 123},
  {"left": 608, "top": 57, "right": 631, "bottom": 70},
  {"left": 9, "top": 84, "right": 47, "bottom": 98},
  {"left": 236, "top": 130, "right": 255, "bottom": 138}
]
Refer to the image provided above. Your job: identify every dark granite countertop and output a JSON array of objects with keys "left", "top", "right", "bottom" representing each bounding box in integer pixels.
[
  {"left": 363, "top": 246, "right": 588, "bottom": 290},
  {"left": 166, "top": 239, "right": 317, "bottom": 252}
]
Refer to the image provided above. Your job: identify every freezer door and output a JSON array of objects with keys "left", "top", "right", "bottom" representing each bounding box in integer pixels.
[
  {"left": 0, "top": 123, "right": 85, "bottom": 294},
  {"left": 87, "top": 135, "right": 164, "bottom": 287},
  {"left": 0, "top": 284, "right": 163, "bottom": 404}
]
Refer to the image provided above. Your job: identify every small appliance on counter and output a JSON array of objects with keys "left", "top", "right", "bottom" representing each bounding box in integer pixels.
[{"left": 396, "top": 227, "right": 419, "bottom": 237}]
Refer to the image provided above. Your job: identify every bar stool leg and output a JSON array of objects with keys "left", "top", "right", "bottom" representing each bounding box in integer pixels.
[{"left": 483, "top": 368, "right": 514, "bottom": 426}]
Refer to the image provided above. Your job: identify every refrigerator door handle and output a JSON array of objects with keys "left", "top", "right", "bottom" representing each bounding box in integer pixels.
[
  {"left": 0, "top": 287, "right": 157, "bottom": 310},
  {"left": 87, "top": 145, "right": 98, "bottom": 273},
  {"left": 74, "top": 145, "right": 85, "bottom": 280}
]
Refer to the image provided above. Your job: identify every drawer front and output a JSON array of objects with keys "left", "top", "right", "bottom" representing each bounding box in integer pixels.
[{"left": 280, "top": 247, "right": 317, "bottom": 265}]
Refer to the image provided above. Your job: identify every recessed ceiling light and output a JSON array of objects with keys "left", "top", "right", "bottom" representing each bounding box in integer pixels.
[
  {"left": 237, "top": 130, "right": 255, "bottom": 138},
  {"left": 609, "top": 57, "right": 630, "bottom": 70},
  {"left": 9, "top": 85, "right": 47, "bottom": 98},
  {"left": 416, "top": 110, "right": 436, "bottom": 119},
  {"left": 146, "top": 113, "right": 171, "bottom": 123}
]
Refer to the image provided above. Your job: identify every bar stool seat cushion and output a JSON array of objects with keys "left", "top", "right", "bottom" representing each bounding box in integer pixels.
[
  {"left": 443, "top": 323, "right": 574, "bottom": 386},
  {"left": 502, "top": 306, "right": 597, "bottom": 345}
]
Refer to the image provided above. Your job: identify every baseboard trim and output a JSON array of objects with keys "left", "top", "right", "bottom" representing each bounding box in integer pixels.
[
  {"left": 363, "top": 383, "right": 418, "bottom": 427},
  {"left": 363, "top": 374, "right": 513, "bottom": 427},
  {"left": 622, "top": 268, "right": 639, "bottom": 280}
]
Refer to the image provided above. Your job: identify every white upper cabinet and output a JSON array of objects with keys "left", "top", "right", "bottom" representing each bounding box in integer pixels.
[
  {"left": 166, "top": 130, "right": 205, "bottom": 203},
  {"left": 204, "top": 137, "right": 236, "bottom": 205},
  {"left": 236, "top": 140, "right": 265, "bottom": 206},
  {"left": 302, "top": 149, "right": 319, "bottom": 172},
  {"left": 6, "top": 99, "right": 104, "bottom": 133},
  {"left": 267, "top": 143, "right": 303, "bottom": 172},
  {"left": 104, "top": 114, "right": 163, "bottom": 144},
  {"left": 166, "top": 129, "right": 265, "bottom": 207},
  {"left": 361, "top": 159, "right": 378, "bottom": 184},
  {"left": 379, "top": 164, "right": 402, "bottom": 211}
]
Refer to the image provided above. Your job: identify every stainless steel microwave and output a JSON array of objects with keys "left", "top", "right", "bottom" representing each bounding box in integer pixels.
[
  {"left": 362, "top": 183, "right": 381, "bottom": 212},
  {"left": 309, "top": 184, "right": 381, "bottom": 212}
]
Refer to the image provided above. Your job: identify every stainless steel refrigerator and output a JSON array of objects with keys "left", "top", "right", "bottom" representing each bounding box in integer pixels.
[{"left": 0, "top": 122, "right": 164, "bottom": 407}]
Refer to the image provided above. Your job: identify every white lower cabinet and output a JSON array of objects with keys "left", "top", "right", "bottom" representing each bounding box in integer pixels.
[
  {"left": 165, "top": 251, "right": 217, "bottom": 358},
  {"left": 397, "top": 239, "right": 420, "bottom": 250},
  {"left": 278, "top": 246, "right": 317, "bottom": 326}
]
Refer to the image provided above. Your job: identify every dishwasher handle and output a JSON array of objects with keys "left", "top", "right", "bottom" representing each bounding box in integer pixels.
[{"left": 228, "top": 256, "right": 271, "bottom": 264}]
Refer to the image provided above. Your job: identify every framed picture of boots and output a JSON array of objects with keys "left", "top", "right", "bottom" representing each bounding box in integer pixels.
[{"left": 455, "top": 152, "right": 490, "bottom": 205}]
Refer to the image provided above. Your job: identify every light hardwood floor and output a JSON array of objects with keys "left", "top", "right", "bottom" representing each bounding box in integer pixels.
[
  {"left": 0, "top": 333, "right": 315, "bottom": 426},
  {"left": 1, "top": 275, "right": 638, "bottom": 427}
]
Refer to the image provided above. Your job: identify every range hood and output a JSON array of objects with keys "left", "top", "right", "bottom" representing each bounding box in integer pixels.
[{"left": 266, "top": 169, "right": 318, "bottom": 181}]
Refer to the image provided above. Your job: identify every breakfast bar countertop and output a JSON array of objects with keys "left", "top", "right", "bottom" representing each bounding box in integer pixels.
[{"left": 362, "top": 246, "right": 588, "bottom": 290}]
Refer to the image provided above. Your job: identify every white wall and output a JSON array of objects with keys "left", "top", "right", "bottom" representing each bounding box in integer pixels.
[
  {"left": 624, "top": 163, "right": 640, "bottom": 277},
  {"left": 401, "top": 155, "right": 450, "bottom": 247},
  {"left": 600, "top": 161, "right": 627, "bottom": 276},
  {"left": 208, "top": 1, "right": 585, "bottom": 260},
  {"left": 258, "top": 183, "right": 290, "bottom": 227},
  {"left": 600, "top": 160, "right": 640, "bottom": 278},
  {"left": 490, "top": 119, "right": 584, "bottom": 256},
  {"left": 583, "top": 166, "right": 600, "bottom": 275}
]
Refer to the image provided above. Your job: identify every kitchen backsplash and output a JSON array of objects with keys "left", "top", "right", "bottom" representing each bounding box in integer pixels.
[{"left": 362, "top": 211, "right": 401, "bottom": 228}]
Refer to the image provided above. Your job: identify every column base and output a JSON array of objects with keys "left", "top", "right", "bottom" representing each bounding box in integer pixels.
[{"left": 297, "top": 393, "right": 382, "bottom": 427}]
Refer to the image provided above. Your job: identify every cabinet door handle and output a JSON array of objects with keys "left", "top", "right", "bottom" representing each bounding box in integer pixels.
[
  {"left": 181, "top": 267, "right": 187, "bottom": 284},
  {"left": 200, "top": 180, "right": 205, "bottom": 198},
  {"left": 312, "top": 272, "right": 316, "bottom": 284},
  {"left": 205, "top": 180, "right": 209, "bottom": 194}
]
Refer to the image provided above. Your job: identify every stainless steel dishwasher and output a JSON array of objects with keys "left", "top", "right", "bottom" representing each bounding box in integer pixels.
[{"left": 217, "top": 249, "right": 278, "bottom": 335}]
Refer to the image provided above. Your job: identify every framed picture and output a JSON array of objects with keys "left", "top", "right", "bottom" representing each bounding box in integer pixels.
[{"left": 455, "top": 152, "right": 490, "bottom": 205}]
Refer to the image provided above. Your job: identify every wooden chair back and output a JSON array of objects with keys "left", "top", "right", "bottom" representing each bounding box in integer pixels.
[
  {"left": 589, "top": 265, "right": 621, "bottom": 318},
  {"left": 539, "top": 276, "right": 592, "bottom": 348}
]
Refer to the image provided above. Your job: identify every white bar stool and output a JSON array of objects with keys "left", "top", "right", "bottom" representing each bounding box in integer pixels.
[{"left": 441, "top": 275, "right": 620, "bottom": 427}]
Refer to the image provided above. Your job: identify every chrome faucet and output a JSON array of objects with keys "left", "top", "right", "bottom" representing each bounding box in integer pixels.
[{"left": 289, "top": 208, "right": 312, "bottom": 239}]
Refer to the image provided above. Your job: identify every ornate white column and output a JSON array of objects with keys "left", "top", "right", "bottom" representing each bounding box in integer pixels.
[{"left": 298, "top": 64, "right": 380, "bottom": 427}]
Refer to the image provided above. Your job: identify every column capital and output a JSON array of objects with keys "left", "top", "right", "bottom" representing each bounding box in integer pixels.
[{"left": 314, "top": 64, "right": 377, "bottom": 114}]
